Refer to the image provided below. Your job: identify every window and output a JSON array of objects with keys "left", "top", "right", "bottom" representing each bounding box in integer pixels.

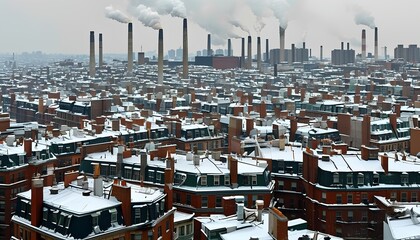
[
  {"left": 347, "top": 174, "right": 353, "bottom": 185},
  {"left": 91, "top": 212, "right": 100, "bottom": 226},
  {"left": 186, "top": 195, "right": 191, "bottom": 205},
  {"left": 158, "top": 226, "right": 162, "bottom": 237},
  {"left": 224, "top": 175, "right": 230, "bottom": 186},
  {"left": 51, "top": 210, "right": 59, "bottom": 225},
  {"left": 336, "top": 194, "right": 342, "bottom": 204},
  {"left": 336, "top": 227, "right": 342, "bottom": 237},
  {"left": 134, "top": 207, "right": 141, "bottom": 223},
  {"left": 156, "top": 172, "right": 162, "bottom": 182},
  {"left": 148, "top": 171, "right": 154, "bottom": 181},
  {"left": 333, "top": 173, "right": 339, "bottom": 184},
  {"left": 412, "top": 192, "right": 418, "bottom": 202},
  {"left": 252, "top": 176, "right": 257, "bottom": 185},
  {"left": 347, "top": 194, "right": 353, "bottom": 204},
  {"left": 362, "top": 193, "right": 368, "bottom": 203},
  {"left": 216, "top": 196, "right": 222, "bottom": 208},
  {"left": 278, "top": 160, "right": 284, "bottom": 173},
  {"left": 109, "top": 208, "right": 117, "bottom": 223},
  {"left": 298, "top": 163, "right": 303, "bottom": 174},
  {"left": 401, "top": 192, "right": 407, "bottom": 202},
  {"left": 336, "top": 211, "right": 342, "bottom": 221},
  {"left": 358, "top": 173, "right": 364, "bottom": 185},
  {"left": 322, "top": 210, "right": 326, "bottom": 220},
  {"left": 131, "top": 234, "right": 142, "bottom": 240},
  {"left": 202, "top": 196, "right": 208, "bottom": 208},
  {"left": 373, "top": 173, "right": 379, "bottom": 185},
  {"left": 321, "top": 192, "right": 326, "bottom": 203},
  {"left": 348, "top": 211, "right": 353, "bottom": 222},
  {"left": 291, "top": 182, "right": 297, "bottom": 191},
  {"left": 109, "top": 165, "right": 116, "bottom": 176},
  {"left": 361, "top": 211, "right": 367, "bottom": 221},
  {"left": 391, "top": 192, "right": 397, "bottom": 201},
  {"left": 201, "top": 175, "right": 207, "bottom": 186},
  {"left": 401, "top": 173, "right": 409, "bottom": 185},
  {"left": 186, "top": 224, "right": 192, "bottom": 234},
  {"left": 180, "top": 226, "right": 185, "bottom": 236},
  {"left": 42, "top": 208, "right": 48, "bottom": 222},
  {"left": 278, "top": 180, "right": 284, "bottom": 190},
  {"left": 243, "top": 176, "right": 249, "bottom": 185},
  {"left": 214, "top": 175, "right": 219, "bottom": 185}
]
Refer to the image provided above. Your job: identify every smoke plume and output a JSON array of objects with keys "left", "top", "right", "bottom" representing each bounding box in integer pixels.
[
  {"left": 230, "top": 19, "right": 251, "bottom": 35},
  {"left": 129, "top": 0, "right": 186, "bottom": 18},
  {"left": 254, "top": 17, "right": 266, "bottom": 35},
  {"left": 105, "top": 5, "right": 131, "bottom": 23},
  {"left": 134, "top": 4, "right": 162, "bottom": 30},
  {"left": 353, "top": 7, "right": 376, "bottom": 29},
  {"left": 271, "top": 0, "right": 295, "bottom": 29}
]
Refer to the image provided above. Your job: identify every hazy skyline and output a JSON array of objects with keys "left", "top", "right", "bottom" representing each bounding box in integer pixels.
[{"left": 1, "top": 0, "right": 420, "bottom": 58}]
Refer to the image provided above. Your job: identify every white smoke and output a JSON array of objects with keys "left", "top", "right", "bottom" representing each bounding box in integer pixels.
[
  {"left": 129, "top": 0, "right": 186, "bottom": 18},
  {"left": 254, "top": 17, "right": 266, "bottom": 35},
  {"left": 271, "top": 0, "right": 295, "bottom": 29},
  {"left": 230, "top": 19, "right": 251, "bottom": 35},
  {"left": 105, "top": 5, "right": 131, "bottom": 23},
  {"left": 134, "top": 4, "right": 162, "bottom": 30},
  {"left": 353, "top": 6, "right": 375, "bottom": 29}
]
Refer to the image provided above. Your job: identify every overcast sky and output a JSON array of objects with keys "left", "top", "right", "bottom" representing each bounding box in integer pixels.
[{"left": 1, "top": 0, "right": 420, "bottom": 58}]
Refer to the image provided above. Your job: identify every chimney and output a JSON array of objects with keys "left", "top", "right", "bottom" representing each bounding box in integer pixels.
[
  {"left": 241, "top": 37, "right": 245, "bottom": 68},
  {"left": 347, "top": 42, "right": 350, "bottom": 51},
  {"left": 265, "top": 38, "right": 269, "bottom": 63},
  {"left": 374, "top": 27, "right": 378, "bottom": 60},
  {"left": 38, "top": 97, "right": 44, "bottom": 114},
  {"left": 274, "top": 64, "right": 278, "bottom": 77},
  {"left": 268, "top": 208, "right": 288, "bottom": 240},
  {"left": 280, "top": 26, "right": 285, "bottom": 62},
  {"left": 381, "top": 154, "right": 389, "bottom": 174},
  {"left": 31, "top": 178, "right": 44, "bottom": 228},
  {"left": 138, "top": 52, "right": 145, "bottom": 65},
  {"left": 260, "top": 101, "right": 267, "bottom": 118},
  {"left": 24, "top": 138, "right": 32, "bottom": 158},
  {"left": 93, "top": 164, "right": 103, "bottom": 197},
  {"left": 140, "top": 153, "right": 147, "bottom": 182},
  {"left": 290, "top": 117, "right": 297, "bottom": 142},
  {"left": 111, "top": 180, "right": 132, "bottom": 226},
  {"left": 158, "top": 28, "right": 164, "bottom": 85},
  {"left": 89, "top": 31, "right": 95, "bottom": 77},
  {"left": 362, "top": 115, "right": 371, "bottom": 147},
  {"left": 341, "top": 42, "right": 344, "bottom": 50},
  {"left": 291, "top": 44, "right": 295, "bottom": 63},
  {"left": 302, "top": 42, "right": 306, "bottom": 63},
  {"left": 99, "top": 33, "right": 103, "bottom": 67},
  {"left": 320, "top": 45, "right": 323, "bottom": 61},
  {"left": 362, "top": 29, "right": 366, "bottom": 59},
  {"left": 164, "top": 159, "right": 174, "bottom": 210},
  {"left": 116, "top": 145, "right": 124, "bottom": 178},
  {"left": 207, "top": 34, "right": 212, "bottom": 56},
  {"left": 182, "top": 18, "right": 189, "bottom": 79},
  {"left": 257, "top": 37, "right": 262, "bottom": 71},
  {"left": 127, "top": 23, "right": 133, "bottom": 75},
  {"left": 227, "top": 39, "right": 232, "bottom": 56},
  {"left": 228, "top": 156, "right": 238, "bottom": 188},
  {"left": 256, "top": 200, "right": 264, "bottom": 222},
  {"left": 247, "top": 36, "right": 252, "bottom": 69}
]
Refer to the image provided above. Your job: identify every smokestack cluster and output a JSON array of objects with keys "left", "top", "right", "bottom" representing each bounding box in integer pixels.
[
  {"left": 374, "top": 27, "right": 378, "bottom": 60},
  {"left": 99, "top": 33, "right": 103, "bottom": 67},
  {"left": 280, "top": 26, "right": 285, "bottom": 62},
  {"left": 241, "top": 38, "right": 245, "bottom": 68},
  {"left": 182, "top": 18, "right": 188, "bottom": 79},
  {"left": 227, "top": 39, "right": 232, "bottom": 57},
  {"left": 89, "top": 31, "right": 95, "bottom": 77},
  {"left": 362, "top": 29, "right": 366, "bottom": 59},
  {"left": 257, "top": 37, "right": 261, "bottom": 71},
  {"left": 247, "top": 36, "right": 252, "bottom": 69},
  {"left": 158, "top": 29, "right": 164, "bottom": 85},
  {"left": 207, "top": 34, "right": 212, "bottom": 56},
  {"left": 127, "top": 23, "right": 133, "bottom": 75}
]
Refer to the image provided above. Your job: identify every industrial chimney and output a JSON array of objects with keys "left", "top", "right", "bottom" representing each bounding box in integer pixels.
[
  {"left": 241, "top": 38, "right": 245, "bottom": 68},
  {"left": 257, "top": 37, "right": 262, "bottom": 71},
  {"left": 207, "top": 34, "right": 212, "bottom": 56},
  {"left": 291, "top": 43, "right": 295, "bottom": 63},
  {"left": 99, "top": 33, "right": 103, "bottom": 67},
  {"left": 227, "top": 39, "right": 232, "bottom": 56},
  {"left": 158, "top": 28, "right": 164, "bottom": 85},
  {"left": 182, "top": 18, "right": 188, "bottom": 79},
  {"left": 280, "top": 26, "right": 285, "bottom": 62},
  {"left": 374, "top": 27, "right": 378, "bottom": 60},
  {"left": 89, "top": 31, "right": 95, "bottom": 77},
  {"left": 127, "top": 23, "right": 133, "bottom": 75},
  {"left": 320, "top": 45, "right": 323, "bottom": 61},
  {"left": 265, "top": 39, "right": 269, "bottom": 63},
  {"left": 362, "top": 29, "right": 366, "bottom": 60},
  {"left": 247, "top": 36, "right": 252, "bottom": 69}
]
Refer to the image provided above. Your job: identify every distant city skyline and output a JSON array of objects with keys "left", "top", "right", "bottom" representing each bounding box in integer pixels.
[{"left": 1, "top": 0, "right": 420, "bottom": 59}]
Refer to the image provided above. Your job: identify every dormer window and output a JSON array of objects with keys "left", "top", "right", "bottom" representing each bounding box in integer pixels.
[
  {"left": 347, "top": 173, "right": 353, "bottom": 185},
  {"left": 373, "top": 173, "right": 379, "bottom": 185},
  {"left": 109, "top": 208, "right": 117, "bottom": 223},
  {"left": 91, "top": 212, "right": 100, "bottom": 227},
  {"left": 201, "top": 175, "right": 207, "bottom": 186},
  {"left": 333, "top": 173, "right": 340, "bottom": 184},
  {"left": 358, "top": 173, "right": 364, "bottom": 185},
  {"left": 401, "top": 172, "right": 409, "bottom": 185}
]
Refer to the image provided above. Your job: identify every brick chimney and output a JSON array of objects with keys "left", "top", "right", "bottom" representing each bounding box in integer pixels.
[
  {"left": 289, "top": 117, "right": 297, "bottom": 142},
  {"left": 260, "top": 101, "right": 267, "bottom": 118},
  {"left": 268, "top": 208, "right": 288, "bottom": 240},
  {"left": 222, "top": 196, "right": 236, "bottom": 216},
  {"left": 361, "top": 115, "right": 371, "bottom": 147},
  {"left": 380, "top": 153, "right": 389, "bottom": 174},
  {"left": 228, "top": 156, "right": 238, "bottom": 188},
  {"left": 111, "top": 180, "right": 132, "bottom": 226},
  {"left": 24, "top": 138, "right": 32, "bottom": 158},
  {"left": 164, "top": 159, "right": 174, "bottom": 211},
  {"left": 31, "top": 178, "right": 44, "bottom": 228}
]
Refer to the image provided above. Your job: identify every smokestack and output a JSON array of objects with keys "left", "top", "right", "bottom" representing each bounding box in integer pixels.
[
  {"left": 362, "top": 29, "right": 366, "bottom": 59},
  {"left": 89, "top": 31, "right": 95, "bottom": 77},
  {"left": 291, "top": 43, "right": 295, "bottom": 63},
  {"left": 341, "top": 42, "right": 344, "bottom": 50},
  {"left": 227, "top": 39, "right": 232, "bottom": 56},
  {"left": 374, "top": 27, "right": 378, "bottom": 60},
  {"left": 207, "top": 34, "right": 212, "bottom": 56},
  {"left": 320, "top": 45, "right": 323, "bottom": 61},
  {"left": 280, "top": 26, "right": 285, "bottom": 62},
  {"left": 182, "top": 18, "right": 188, "bottom": 79},
  {"left": 265, "top": 39, "right": 269, "bottom": 63},
  {"left": 302, "top": 42, "right": 306, "bottom": 63},
  {"left": 241, "top": 38, "right": 245, "bottom": 68},
  {"left": 347, "top": 42, "right": 350, "bottom": 50},
  {"left": 257, "top": 37, "right": 262, "bottom": 71},
  {"left": 247, "top": 36, "right": 252, "bottom": 69},
  {"left": 274, "top": 64, "right": 278, "bottom": 77},
  {"left": 138, "top": 52, "right": 145, "bottom": 65},
  {"left": 127, "top": 23, "right": 133, "bottom": 75},
  {"left": 384, "top": 46, "right": 387, "bottom": 60},
  {"left": 99, "top": 33, "right": 103, "bottom": 67},
  {"left": 158, "top": 29, "right": 164, "bottom": 85}
]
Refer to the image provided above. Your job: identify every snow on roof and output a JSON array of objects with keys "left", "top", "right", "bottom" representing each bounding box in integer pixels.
[{"left": 174, "top": 211, "right": 195, "bottom": 223}]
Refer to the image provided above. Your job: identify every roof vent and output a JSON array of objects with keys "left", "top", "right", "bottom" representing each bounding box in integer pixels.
[
  {"left": 321, "top": 155, "right": 330, "bottom": 162},
  {"left": 50, "top": 187, "right": 59, "bottom": 195},
  {"left": 82, "top": 190, "right": 91, "bottom": 196}
]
